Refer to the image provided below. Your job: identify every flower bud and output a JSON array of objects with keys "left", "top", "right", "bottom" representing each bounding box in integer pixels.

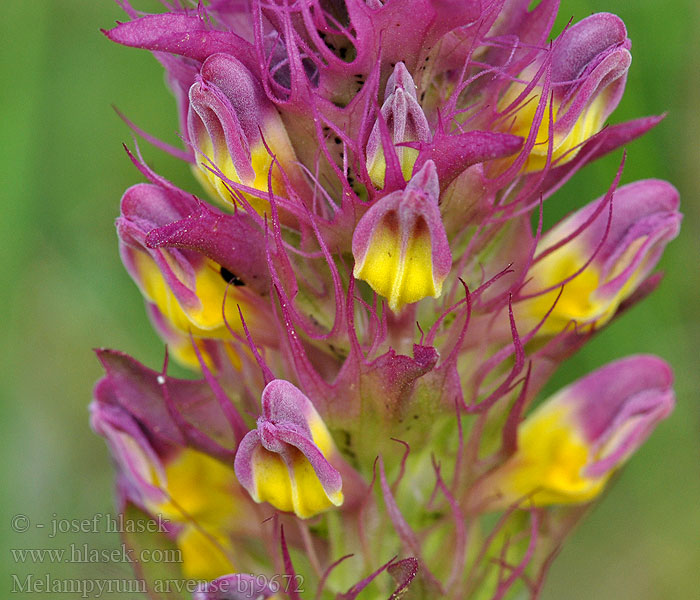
[
  {"left": 352, "top": 161, "right": 452, "bottom": 311},
  {"left": 366, "top": 62, "right": 432, "bottom": 188},
  {"left": 500, "top": 13, "right": 631, "bottom": 172},
  {"left": 517, "top": 180, "right": 681, "bottom": 335},
  {"left": 470, "top": 356, "right": 674, "bottom": 510},
  {"left": 234, "top": 380, "right": 344, "bottom": 519},
  {"left": 188, "top": 53, "right": 301, "bottom": 213}
]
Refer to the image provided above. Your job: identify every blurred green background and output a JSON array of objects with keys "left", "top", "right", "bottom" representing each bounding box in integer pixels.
[{"left": 1, "top": 1, "right": 697, "bottom": 598}]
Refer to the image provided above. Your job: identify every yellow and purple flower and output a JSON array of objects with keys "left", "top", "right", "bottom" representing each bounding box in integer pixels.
[
  {"left": 365, "top": 62, "right": 432, "bottom": 188},
  {"left": 517, "top": 179, "right": 681, "bottom": 335},
  {"left": 234, "top": 379, "right": 344, "bottom": 519},
  {"left": 117, "top": 176, "right": 276, "bottom": 369},
  {"left": 188, "top": 53, "right": 305, "bottom": 214},
  {"left": 496, "top": 12, "right": 632, "bottom": 172},
  {"left": 90, "top": 351, "right": 255, "bottom": 580},
  {"left": 469, "top": 356, "right": 674, "bottom": 511},
  {"left": 352, "top": 161, "right": 452, "bottom": 312}
]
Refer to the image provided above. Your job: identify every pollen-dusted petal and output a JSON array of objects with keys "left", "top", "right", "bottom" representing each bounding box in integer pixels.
[{"left": 352, "top": 161, "right": 451, "bottom": 311}]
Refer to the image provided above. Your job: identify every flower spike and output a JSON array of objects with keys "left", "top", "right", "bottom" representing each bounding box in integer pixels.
[{"left": 98, "top": 3, "right": 681, "bottom": 596}]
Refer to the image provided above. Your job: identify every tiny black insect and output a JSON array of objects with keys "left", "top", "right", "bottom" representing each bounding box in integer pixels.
[{"left": 220, "top": 267, "right": 245, "bottom": 286}]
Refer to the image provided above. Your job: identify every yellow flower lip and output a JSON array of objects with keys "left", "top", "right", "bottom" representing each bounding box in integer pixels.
[
  {"left": 496, "top": 13, "right": 632, "bottom": 173},
  {"left": 234, "top": 380, "right": 344, "bottom": 519},
  {"left": 352, "top": 161, "right": 452, "bottom": 312},
  {"left": 516, "top": 179, "right": 681, "bottom": 336},
  {"left": 468, "top": 356, "right": 674, "bottom": 512},
  {"left": 187, "top": 53, "right": 303, "bottom": 215}
]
